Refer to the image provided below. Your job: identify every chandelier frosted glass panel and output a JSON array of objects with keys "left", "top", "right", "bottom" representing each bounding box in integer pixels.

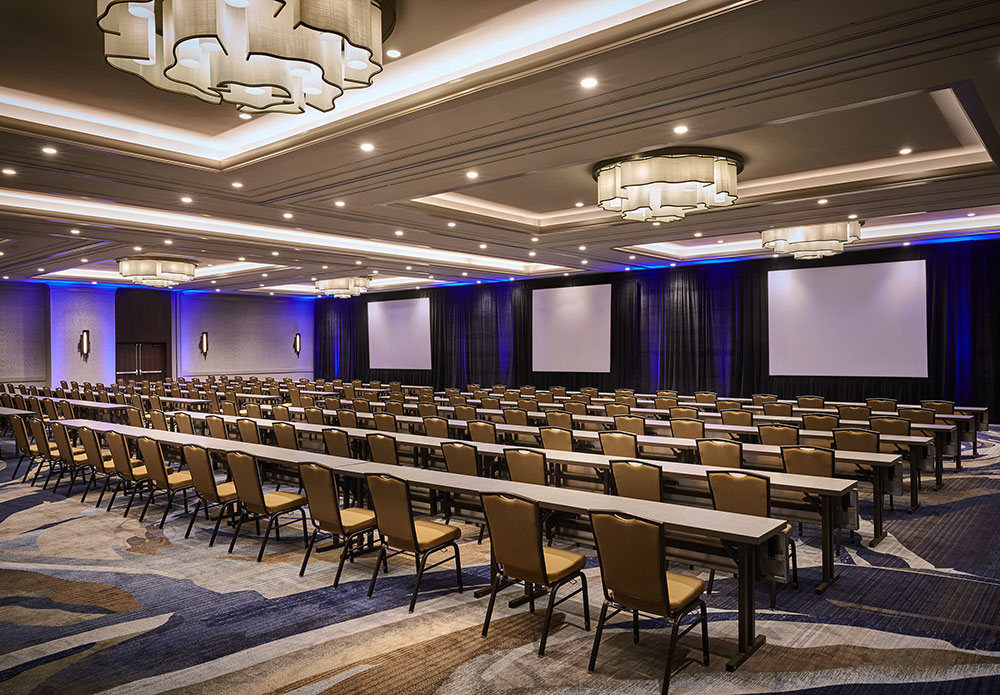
[
  {"left": 97, "top": 0, "right": 390, "bottom": 114},
  {"left": 761, "top": 221, "right": 862, "bottom": 260},
  {"left": 316, "top": 276, "right": 370, "bottom": 298},
  {"left": 593, "top": 150, "right": 741, "bottom": 223},
  {"left": 118, "top": 257, "right": 197, "bottom": 287}
]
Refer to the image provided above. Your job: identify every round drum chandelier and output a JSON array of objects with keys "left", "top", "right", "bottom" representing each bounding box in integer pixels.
[
  {"left": 761, "top": 221, "right": 863, "bottom": 260},
  {"left": 316, "top": 276, "right": 370, "bottom": 298},
  {"left": 97, "top": 0, "right": 396, "bottom": 114},
  {"left": 118, "top": 256, "right": 197, "bottom": 287},
  {"left": 592, "top": 148, "right": 742, "bottom": 223}
]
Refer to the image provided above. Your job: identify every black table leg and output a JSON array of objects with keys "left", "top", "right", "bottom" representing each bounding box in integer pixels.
[
  {"left": 727, "top": 542, "right": 765, "bottom": 671},
  {"left": 815, "top": 495, "right": 840, "bottom": 594},
  {"left": 869, "top": 467, "right": 887, "bottom": 547}
]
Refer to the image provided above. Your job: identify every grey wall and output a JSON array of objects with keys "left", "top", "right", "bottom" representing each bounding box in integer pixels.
[
  {"left": 176, "top": 293, "right": 314, "bottom": 380},
  {"left": 49, "top": 285, "right": 117, "bottom": 387},
  {"left": 0, "top": 283, "right": 49, "bottom": 386}
]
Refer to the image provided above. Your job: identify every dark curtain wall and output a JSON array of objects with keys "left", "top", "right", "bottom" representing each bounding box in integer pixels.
[{"left": 315, "top": 237, "right": 1000, "bottom": 411}]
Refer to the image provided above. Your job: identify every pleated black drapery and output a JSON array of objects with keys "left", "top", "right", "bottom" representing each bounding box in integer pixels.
[{"left": 314, "top": 237, "right": 1000, "bottom": 412}]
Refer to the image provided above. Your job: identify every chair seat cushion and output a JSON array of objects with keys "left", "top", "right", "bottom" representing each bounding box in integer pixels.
[
  {"left": 213, "top": 481, "right": 239, "bottom": 502},
  {"left": 339, "top": 507, "right": 377, "bottom": 534},
  {"left": 542, "top": 547, "right": 586, "bottom": 583},
  {"left": 667, "top": 571, "right": 705, "bottom": 612},
  {"left": 412, "top": 519, "right": 461, "bottom": 551},
  {"left": 166, "top": 471, "right": 194, "bottom": 488},
  {"left": 263, "top": 490, "right": 307, "bottom": 514}
]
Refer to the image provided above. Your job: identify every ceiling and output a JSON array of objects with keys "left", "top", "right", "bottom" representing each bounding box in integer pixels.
[{"left": 1, "top": 0, "right": 999, "bottom": 296}]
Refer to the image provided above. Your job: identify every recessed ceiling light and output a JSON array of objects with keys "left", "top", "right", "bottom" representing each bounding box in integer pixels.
[
  {"left": 269, "top": 292, "right": 274, "bottom": 295},
  {"left": 262, "top": 273, "right": 269, "bottom": 277},
  {"left": 283, "top": 212, "right": 293, "bottom": 219},
  {"left": 271, "top": 251, "right": 279, "bottom": 256},
  {"left": 238, "top": 256, "right": 246, "bottom": 261},
  {"left": 652, "top": 222, "right": 661, "bottom": 226},
  {"left": 581, "top": 259, "right": 588, "bottom": 264},
  {"left": 210, "top": 280, "right": 216, "bottom": 284},
  {"left": 575, "top": 202, "right": 584, "bottom": 208},
  {"left": 321, "top": 265, "right": 328, "bottom": 269},
  {"left": 462, "top": 272, "right": 468, "bottom": 276},
  {"left": 239, "top": 113, "right": 252, "bottom": 120},
  {"left": 673, "top": 125, "right": 689, "bottom": 134},
  {"left": 334, "top": 200, "right": 345, "bottom": 207},
  {"left": 394, "top": 230, "right": 404, "bottom": 236},
  {"left": 37, "top": 267, "right": 44, "bottom": 272},
  {"left": 466, "top": 171, "right": 479, "bottom": 179},
  {"left": 215, "top": 288, "right": 221, "bottom": 292},
  {"left": 563, "top": 272, "right": 569, "bottom": 276},
  {"left": 903, "top": 241, "right": 911, "bottom": 246},
  {"left": 405, "top": 266, "right": 412, "bottom": 270},
  {"left": 772, "top": 254, "right": 779, "bottom": 258},
  {"left": 164, "top": 239, "right": 173, "bottom": 245},
  {"left": 231, "top": 182, "right": 243, "bottom": 188},
  {"left": 180, "top": 196, "right": 193, "bottom": 203},
  {"left": 670, "top": 263, "right": 677, "bottom": 267},
  {"left": 92, "top": 281, "right": 97, "bottom": 285},
  {"left": 848, "top": 214, "right": 858, "bottom": 219},
  {"left": 580, "top": 77, "right": 598, "bottom": 88},
  {"left": 80, "top": 258, "right": 88, "bottom": 263},
  {"left": 70, "top": 228, "right": 80, "bottom": 234},
  {"left": 528, "top": 251, "right": 536, "bottom": 257},
  {"left": 2, "top": 276, "right": 8, "bottom": 280},
  {"left": 310, "top": 277, "right": 317, "bottom": 281},
  {"left": 355, "top": 260, "right": 362, "bottom": 265},
  {"left": 1, "top": 168, "right": 15, "bottom": 175},
  {"left": 386, "top": 49, "right": 401, "bottom": 58},
  {"left": 578, "top": 245, "right": 587, "bottom": 250},
  {"left": 42, "top": 146, "right": 58, "bottom": 155},
  {"left": 899, "top": 147, "right": 912, "bottom": 155},
  {"left": 372, "top": 270, "right": 379, "bottom": 274},
  {"left": 476, "top": 280, "right": 481, "bottom": 284},
  {"left": 479, "top": 243, "right": 487, "bottom": 249},
  {"left": 428, "top": 275, "right": 434, "bottom": 279},
  {"left": 628, "top": 255, "right": 636, "bottom": 260},
  {"left": 693, "top": 232, "right": 702, "bottom": 238},
  {"left": 967, "top": 212, "right": 976, "bottom": 217},
  {"left": 717, "top": 239, "right": 724, "bottom": 244},
  {"left": 817, "top": 198, "right": 828, "bottom": 205},
  {"left": 259, "top": 283, "right": 264, "bottom": 287},
  {"left": 531, "top": 237, "right": 539, "bottom": 242},
  {"left": 360, "top": 143, "right": 375, "bottom": 152},
  {"left": 133, "top": 246, "right": 142, "bottom": 251}
]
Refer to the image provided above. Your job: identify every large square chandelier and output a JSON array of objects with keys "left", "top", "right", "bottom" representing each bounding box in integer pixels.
[
  {"left": 97, "top": 0, "right": 396, "bottom": 114},
  {"left": 593, "top": 148, "right": 742, "bottom": 223}
]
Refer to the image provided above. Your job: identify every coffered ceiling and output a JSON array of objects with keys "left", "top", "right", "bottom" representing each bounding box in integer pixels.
[{"left": 1, "top": 0, "right": 999, "bottom": 295}]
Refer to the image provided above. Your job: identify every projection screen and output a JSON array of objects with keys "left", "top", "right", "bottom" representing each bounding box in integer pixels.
[
  {"left": 532, "top": 284, "right": 612, "bottom": 372},
  {"left": 367, "top": 297, "right": 432, "bottom": 370},
  {"left": 767, "top": 260, "right": 928, "bottom": 377}
]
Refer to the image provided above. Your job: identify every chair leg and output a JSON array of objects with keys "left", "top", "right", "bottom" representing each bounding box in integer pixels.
[
  {"left": 138, "top": 487, "right": 157, "bottom": 522},
  {"left": 159, "top": 489, "right": 178, "bottom": 528},
  {"left": 699, "top": 601, "right": 710, "bottom": 666},
  {"left": 95, "top": 474, "right": 113, "bottom": 508},
  {"left": 209, "top": 502, "right": 233, "bottom": 547},
  {"left": 790, "top": 541, "right": 799, "bottom": 590},
  {"left": 538, "top": 582, "right": 560, "bottom": 656},
  {"left": 228, "top": 509, "right": 246, "bottom": 554},
  {"left": 256, "top": 514, "right": 278, "bottom": 562},
  {"left": 477, "top": 524, "right": 485, "bottom": 544},
  {"left": 185, "top": 498, "right": 204, "bottom": 539},
  {"left": 333, "top": 534, "right": 356, "bottom": 588},
  {"left": 300, "top": 527, "right": 319, "bottom": 577},
  {"left": 409, "top": 551, "right": 430, "bottom": 612},
  {"left": 300, "top": 507, "right": 309, "bottom": 546},
  {"left": 80, "top": 470, "right": 96, "bottom": 502},
  {"left": 453, "top": 542, "right": 463, "bottom": 592},
  {"left": 580, "top": 573, "right": 591, "bottom": 630},
  {"left": 65, "top": 468, "right": 80, "bottom": 497},
  {"left": 588, "top": 600, "right": 611, "bottom": 672},
  {"left": 482, "top": 570, "right": 503, "bottom": 637},
  {"left": 662, "top": 614, "right": 683, "bottom": 695},
  {"left": 367, "top": 544, "right": 387, "bottom": 598},
  {"left": 707, "top": 569, "right": 715, "bottom": 595}
]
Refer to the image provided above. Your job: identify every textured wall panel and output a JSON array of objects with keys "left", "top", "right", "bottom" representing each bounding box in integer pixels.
[
  {"left": 0, "top": 282, "right": 49, "bottom": 386},
  {"left": 49, "top": 286, "right": 117, "bottom": 386},
  {"left": 177, "top": 294, "right": 314, "bottom": 379}
]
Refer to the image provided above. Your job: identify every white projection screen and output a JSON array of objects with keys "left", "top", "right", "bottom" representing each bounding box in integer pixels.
[
  {"left": 767, "top": 260, "right": 928, "bottom": 377},
  {"left": 532, "top": 284, "right": 612, "bottom": 372},
  {"left": 367, "top": 298, "right": 432, "bottom": 370}
]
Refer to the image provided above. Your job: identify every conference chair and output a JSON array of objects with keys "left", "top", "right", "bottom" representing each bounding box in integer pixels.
[
  {"left": 752, "top": 394, "right": 778, "bottom": 406},
  {"left": 455, "top": 405, "right": 478, "bottom": 421},
  {"left": 226, "top": 451, "right": 309, "bottom": 561},
  {"left": 10, "top": 416, "right": 39, "bottom": 480},
  {"left": 599, "top": 430, "right": 638, "bottom": 458},
  {"left": 588, "top": 511, "right": 709, "bottom": 695},
  {"left": 833, "top": 428, "right": 880, "bottom": 453},
  {"left": 520, "top": 386, "right": 536, "bottom": 397},
  {"left": 448, "top": 395, "right": 467, "bottom": 406},
  {"left": 480, "top": 397, "right": 501, "bottom": 410},
  {"left": 445, "top": 388, "right": 461, "bottom": 397},
  {"left": 780, "top": 445, "right": 839, "bottom": 542},
  {"left": 136, "top": 436, "right": 195, "bottom": 529},
  {"left": 175, "top": 412, "right": 195, "bottom": 435},
  {"left": 417, "top": 402, "right": 439, "bottom": 417},
  {"left": 237, "top": 418, "right": 261, "bottom": 444},
  {"left": 797, "top": 396, "right": 825, "bottom": 409},
  {"left": 670, "top": 418, "right": 705, "bottom": 441},
  {"left": 758, "top": 423, "right": 799, "bottom": 446},
  {"left": 517, "top": 398, "right": 536, "bottom": 412},
  {"left": 604, "top": 403, "right": 630, "bottom": 417},
  {"left": 480, "top": 493, "right": 589, "bottom": 655},
  {"left": 323, "top": 427, "right": 352, "bottom": 458},
  {"left": 668, "top": 406, "right": 698, "bottom": 420},
  {"left": 706, "top": 470, "right": 797, "bottom": 609},
  {"left": 565, "top": 401, "right": 588, "bottom": 416},
  {"left": 272, "top": 405, "right": 292, "bottom": 421},
  {"left": 353, "top": 399, "right": 372, "bottom": 414},
  {"left": 866, "top": 398, "right": 898, "bottom": 413},
  {"left": 720, "top": 409, "right": 753, "bottom": 427},
  {"left": 182, "top": 444, "right": 240, "bottom": 546},
  {"left": 303, "top": 407, "right": 325, "bottom": 426},
  {"left": 206, "top": 414, "right": 229, "bottom": 440},
  {"left": 657, "top": 390, "right": 679, "bottom": 399},
  {"left": 367, "top": 433, "right": 400, "bottom": 465},
  {"left": 299, "top": 463, "right": 378, "bottom": 587},
  {"left": 615, "top": 396, "right": 638, "bottom": 408},
  {"left": 540, "top": 426, "right": 573, "bottom": 452},
  {"left": 442, "top": 442, "right": 487, "bottom": 540},
  {"left": 104, "top": 430, "right": 155, "bottom": 516},
  {"left": 838, "top": 405, "right": 871, "bottom": 422},
  {"left": 58, "top": 400, "right": 75, "bottom": 421},
  {"left": 125, "top": 407, "right": 145, "bottom": 428},
  {"left": 491, "top": 385, "right": 506, "bottom": 394},
  {"left": 763, "top": 402, "right": 793, "bottom": 417},
  {"left": 571, "top": 393, "right": 591, "bottom": 404},
  {"left": 273, "top": 421, "right": 299, "bottom": 450},
  {"left": 221, "top": 400, "right": 239, "bottom": 417},
  {"left": 802, "top": 414, "right": 839, "bottom": 431},
  {"left": 921, "top": 400, "right": 955, "bottom": 416},
  {"left": 694, "top": 391, "right": 717, "bottom": 404},
  {"left": 503, "top": 408, "right": 529, "bottom": 426},
  {"left": 615, "top": 388, "right": 634, "bottom": 397},
  {"left": 422, "top": 416, "right": 450, "bottom": 439},
  {"left": 374, "top": 412, "right": 398, "bottom": 433},
  {"left": 385, "top": 400, "right": 405, "bottom": 416},
  {"left": 149, "top": 410, "right": 170, "bottom": 431},
  {"left": 468, "top": 420, "right": 498, "bottom": 444},
  {"left": 610, "top": 459, "right": 663, "bottom": 501},
  {"left": 655, "top": 397, "right": 679, "bottom": 409},
  {"left": 365, "top": 472, "right": 463, "bottom": 612},
  {"left": 537, "top": 392, "right": 554, "bottom": 404},
  {"left": 550, "top": 386, "right": 567, "bottom": 398},
  {"left": 245, "top": 403, "right": 263, "bottom": 419},
  {"left": 697, "top": 438, "right": 743, "bottom": 468},
  {"left": 546, "top": 410, "right": 573, "bottom": 429},
  {"left": 504, "top": 448, "right": 548, "bottom": 486},
  {"left": 716, "top": 399, "right": 743, "bottom": 411},
  {"left": 336, "top": 409, "right": 358, "bottom": 428},
  {"left": 614, "top": 415, "right": 645, "bottom": 436}
]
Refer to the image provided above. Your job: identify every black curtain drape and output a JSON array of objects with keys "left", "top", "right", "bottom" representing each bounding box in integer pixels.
[{"left": 315, "top": 237, "right": 1000, "bottom": 412}]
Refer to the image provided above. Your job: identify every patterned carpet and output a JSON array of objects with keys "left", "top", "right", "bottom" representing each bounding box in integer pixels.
[{"left": 1, "top": 429, "right": 999, "bottom": 695}]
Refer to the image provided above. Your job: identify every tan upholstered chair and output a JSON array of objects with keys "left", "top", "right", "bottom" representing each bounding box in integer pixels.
[
  {"left": 610, "top": 460, "right": 662, "bottom": 501},
  {"left": 504, "top": 448, "right": 548, "bottom": 486},
  {"left": 833, "top": 428, "right": 880, "bottom": 453},
  {"left": 182, "top": 444, "right": 240, "bottom": 546},
  {"left": 77, "top": 426, "right": 117, "bottom": 506},
  {"left": 588, "top": 511, "right": 709, "bottom": 693},
  {"left": 136, "top": 436, "right": 195, "bottom": 528},
  {"left": 385, "top": 400, "right": 405, "bottom": 416},
  {"left": 125, "top": 407, "right": 145, "bottom": 428},
  {"left": 540, "top": 426, "right": 573, "bottom": 452},
  {"left": 706, "top": 470, "right": 796, "bottom": 609},
  {"left": 336, "top": 409, "right": 358, "bottom": 428},
  {"left": 517, "top": 399, "right": 537, "bottom": 412},
  {"left": 802, "top": 414, "right": 839, "bottom": 431},
  {"left": 565, "top": 401, "right": 588, "bottom": 416},
  {"left": 443, "top": 441, "right": 480, "bottom": 477},
  {"left": 763, "top": 402, "right": 793, "bottom": 417},
  {"left": 720, "top": 409, "right": 752, "bottom": 427},
  {"left": 299, "top": 463, "right": 378, "bottom": 586},
  {"left": 694, "top": 391, "right": 717, "bottom": 404},
  {"left": 504, "top": 408, "right": 529, "bottom": 426},
  {"left": 480, "top": 493, "right": 589, "bottom": 655},
  {"left": 237, "top": 418, "right": 261, "bottom": 444},
  {"left": 546, "top": 410, "right": 573, "bottom": 429},
  {"left": 613, "top": 415, "right": 645, "bottom": 436},
  {"left": 655, "top": 397, "right": 679, "bottom": 410},
  {"left": 615, "top": 396, "right": 637, "bottom": 408},
  {"left": 273, "top": 421, "right": 299, "bottom": 450},
  {"left": 455, "top": 405, "right": 477, "bottom": 421},
  {"left": 838, "top": 405, "right": 871, "bottom": 422},
  {"left": 752, "top": 394, "right": 778, "bottom": 406},
  {"left": 304, "top": 407, "right": 325, "bottom": 425},
  {"left": 921, "top": 400, "right": 955, "bottom": 416},
  {"left": 670, "top": 418, "right": 705, "bottom": 440},
  {"left": 600, "top": 430, "right": 638, "bottom": 458},
  {"left": 867, "top": 398, "right": 898, "bottom": 413},
  {"left": 104, "top": 430, "right": 154, "bottom": 515},
  {"left": 206, "top": 415, "right": 228, "bottom": 440},
  {"left": 365, "top": 473, "right": 463, "bottom": 611},
  {"left": 668, "top": 406, "right": 698, "bottom": 420},
  {"left": 604, "top": 403, "right": 630, "bottom": 417},
  {"left": 10, "top": 415, "right": 39, "bottom": 480},
  {"left": 367, "top": 433, "right": 399, "bottom": 465},
  {"left": 422, "top": 416, "right": 449, "bottom": 439},
  {"left": 245, "top": 403, "right": 263, "bottom": 419},
  {"left": 697, "top": 438, "right": 743, "bottom": 468},
  {"left": 374, "top": 412, "right": 398, "bottom": 433},
  {"left": 225, "top": 449, "right": 309, "bottom": 561},
  {"left": 781, "top": 445, "right": 835, "bottom": 477},
  {"left": 717, "top": 399, "right": 742, "bottom": 411},
  {"left": 50, "top": 421, "right": 94, "bottom": 495},
  {"left": 758, "top": 423, "right": 799, "bottom": 446},
  {"left": 796, "top": 396, "right": 825, "bottom": 409},
  {"left": 323, "top": 428, "right": 352, "bottom": 458},
  {"left": 468, "top": 420, "right": 497, "bottom": 444},
  {"left": 418, "top": 402, "right": 439, "bottom": 417},
  {"left": 899, "top": 407, "right": 935, "bottom": 425},
  {"left": 870, "top": 416, "right": 912, "bottom": 454},
  {"left": 149, "top": 410, "right": 170, "bottom": 431},
  {"left": 481, "top": 397, "right": 501, "bottom": 410}
]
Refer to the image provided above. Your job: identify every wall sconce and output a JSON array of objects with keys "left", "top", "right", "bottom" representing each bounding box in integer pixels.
[
  {"left": 199, "top": 332, "right": 209, "bottom": 357},
  {"left": 78, "top": 330, "right": 90, "bottom": 360},
  {"left": 293, "top": 332, "right": 301, "bottom": 357}
]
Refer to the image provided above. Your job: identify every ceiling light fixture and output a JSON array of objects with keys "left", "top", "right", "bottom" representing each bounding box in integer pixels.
[
  {"left": 628, "top": 255, "right": 636, "bottom": 260},
  {"left": 447, "top": 222, "right": 456, "bottom": 227},
  {"left": 967, "top": 212, "right": 976, "bottom": 217},
  {"left": 238, "top": 256, "right": 246, "bottom": 261},
  {"left": 180, "top": 196, "right": 192, "bottom": 203},
  {"left": 673, "top": 125, "right": 689, "bottom": 134},
  {"left": 386, "top": 48, "right": 401, "bottom": 58},
  {"left": 334, "top": 201, "right": 345, "bottom": 207},
  {"left": 462, "top": 272, "right": 468, "bottom": 276},
  {"left": 761, "top": 220, "right": 863, "bottom": 260},
  {"left": 575, "top": 202, "right": 584, "bottom": 207},
  {"left": 70, "top": 228, "right": 80, "bottom": 234},
  {"left": 80, "top": 258, "right": 88, "bottom": 263},
  {"left": 529, "top": 251, "right": 536, "bottom": 257},
  {"left": 580, "top": 77, "right": 598, "bottom": 88},
  {"left": 271, "top": 251, "right": 279, "bottom": 256},
  {"left": 848, "top": 214, "right": 858, "bottom": 219},
  {"left": 97, "top": 0, "right": 395, "bottom": 114},
  {"left": 42, "top": 146, "right": 58, "bottom": 155},
  {"left": 118, "top": 256, "right": 197, "bottom": 287},
  {"left": 133, "top": 246, "right": 143, "bottom": 251},
  {"left": 479, "top": 243, "right": 487, "bottom": 249},
  {"left": 581, "top": 260, "right": 588, "bottom": 264},
  {"left": 593, "top": 148, "right": 741, "bottom": 223},
  {"left": 466, "top": 171, "right": 479, "bottom": 179},
  {"left": 693, "top": 232, "right": 702, "bottom": 238},
  {"left": 531, "top": 237, "right": 539, "bottom": 242},
  {"left": 163, "top": 239, "right": 173, "bottom": 245},
  {"left": 317, "top": 276, "right": 371, "bottom": 298},
  {"left": 231, "top": 182, "right": 243, "bottom": 188},
  {"left": 1, "top": 168, "right": 15, "bottom": 175},
  {"left": 817, "top": 198, "right": 828, "bottom": 205},
  {"left": 899, "top": 147, "right": 913, "bottom": 155},
  {"left": 360, "top": 143, "right": 375, "bottom": 152},
  {"left": 394, "top": 230, "right": 404, "bottom": 236},
  {"left": 283, "top": 212, "right": 293, "bottom": 219},
  {"left": 239, "top": 113, "right": 252, "bottom": 120}
]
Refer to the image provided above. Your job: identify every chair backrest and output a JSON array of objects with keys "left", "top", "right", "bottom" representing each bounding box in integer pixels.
[
  {"left": 565, "top": 401, "right": 587, "bottom": 415},
  {"left": 106, "top": 430, "right": 140, "bottom": 479},
  {"left": 763, "top": 402, "right": 793, "bottom": 416},
  {"left": 367, "top": 433, "right": 398, "bottom": 464},
  {"left": 697, "top": 438, "right": 742, "bottom": 468},
  {"left": 752, "top": 394, "right": 778, "bottom": 406},
  {"left": 137, "top": 436, "right": 170, "bottom": 488},
  {"left": 536, "top": 392, "right": 554, "bottom": 404},
  {"left": 125, "top": 407, "right": 145, "bottom": 428},
  {"left": 545, "top": 410, "right": 573, "bottom": 429},
  {"left": 899, "top": 406, "right": 935, "bottom": 425},
  {"left": 175, "top": 412, "right": 194, "bottom": 435},
  {"left": 615, "top": 395, "right": 637, "bottom": 407},
  {"left": 613, "top": 415, "right": 645, "bottom": 436},
  {"left": 668, "top": 406, "right": 699, "bottom": 420},
  {"left": 838, "top": 405, "right": 871, "bottom": 422},
  {"left": 273, "top": 421, "right": 299, "bottom": 450},
  {"left": 385, "top": 400, "right": 404, "bottom": 416},
  {"left": 417, "top": 402, "right": 438, "bottom": 417},
  {"left": 337, "top": 409, "right": 358, "bottom": 428},
  {"left": 303, "top": 407, "right": 324, "bottom": 425},
  {"left": 802, "top": 413, "right": 840, "bottom": 432},
  {"left": 366, "top": 473, "right": 419, "bottom": 551},
  {"left": 781, "top": 445, "right": 835, "bottom": 477},
  {"left": 656, "top": 390, "right": 678, "bottom": 399},
  {"left": 870, "top": 416, "right": 911, "bottom": 437},
  {"left": 323, "top": 427, "right": 351, "bottom": 457},
  {"left": 43, "top": 399, "right": 60, "bottom": 421},
  {"left": 758, "top": 423, "right": 799, "bottom": 446},
  {"left": 422, "top": 416, "right": 449, "bottom": 439},
  {"left": 11, "top": 416, "right": 32, "bottom": 456},
  {"left": 149, "top": 410, "right": 169, "bottom": 431},
  {"left": 654, "top": 397, "right": 678, "bottom": 410},
  {"left": 540, "top": 426, "right": 573, "bottom": 452},
  {"left": 50, "top": 422, "right": 77, "bottom": 465},
  {"left": 206, "top": 415, "right": 228, "bottom": 439},
  {"left": 443, "top": 442, "right": 479, "bottom": 476},
  {"left": 183, "top": 444, "right": 223, "bottom": 502},
  {"left": 670, "top": 418, "right": 705, "bottom": 440},
  {"left": 245, "top": 402, "right": 263, "bottom": 419},
  {"left": 468, "top": 420, "right": 497, "bottom": 444},
  {"left": 454, "top": 405, "right": 477, "bottom": 421},
  {"left": 866, "top": 398, "right": 898, "bottom": 413},
  {"left": 59, "top": 400, "right": 75, "bottom": 420},
  {"left": 78, "top": 427, "right": 108, "bottom": 470},
  {"left": 480, "top": 397, "right": 501, "bottom": 410},
  {"left": 504, "top": 408, "right": 528, "bottom": 426},
  {"left": 604, "top": 403, "right": 630, "bottom": 417},
  {"left": 796, "top": 396, "right": 825, "bottom": 409},
  {"left": 599, "top": 430, "right": 637, "bottom": 458},
  {"left": 353, "top": 399, "right": 372, "bottom": 413},
  {"left": 590, "top": 511, "right": 669, "bottom": 617},
  {"left": 516, "top": 399, "right": 536, "bottom": 412},
  {"left": 481, "top": 493, "right": 547, "bottom": 585},
  {"left": 300, "top": 463, "right": 347, "bottom": 534},
  {"left": 448, "top": 395, "right": 467, "bottom": 406},
  {"left": 610, "top": 460, "right": 662, "bottom": 502},
  {"left": 374, "top": 412, "right": 398, "bottom": 433},
  {"left": 268, "top": 404, "right": 288, "bottom": 421},
  {"left": 707, "top": 470, "right": 771, "bottom": 518},
  {"left": 716, "top": 399, "right": 742, "bottom": 411},
  {"left": 920, "top": 400, "right": 955, "bottom": 415},
  {"left": 833, "top": 428, "right": 880, "bottom": 452},
  {"left": 504, "top": 449, "right": 547, "bottom": 486},
  {"left": 694, "top": 391, "right": 717, "bottom": 404},
  {"left": 221, "top": 400, "right": 238, "bottom": 416},
  {"left": 720, "top": 409, "right": 753, "bottom": 426},
  {"left": 227, "top": 452, "right": 268, "bottom": 515},
  {"left": 237, "top": 418, "right": 261, "bottom": 444}
]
